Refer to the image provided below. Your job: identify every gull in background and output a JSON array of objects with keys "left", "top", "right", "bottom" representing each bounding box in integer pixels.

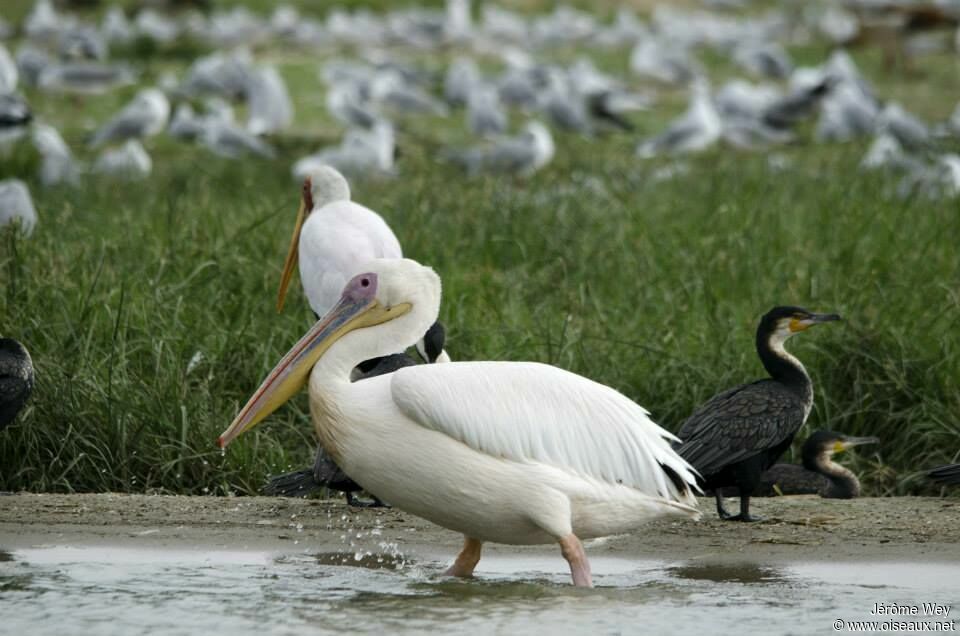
[
  {"left": 450, "top": 120, "right": 555, "bottom": 176},
  {"left": 816, "top": 81, "right": 879, "bottom": 142},
  {"left": 244, "top": 64, "right": 294, "bottom": 135},
  {"left": 293, "top": 121, "right": 395, "bottom": 180},
  {"left": 539, "top": 69, "right": 592, "bottom": 134},
  {"left": 444, "top": 57, "right": 481, "bottom": 107},
  {"left": 0, "top": 179, "right": 37, "bottom": 236},
  {"left": 877, "top": 102, "right": 930, "bottom": 150},
  {"left": 637, "top": 79, "right": 721, "bottom": 158},
  {"left": 89, "top": 88, "right": 170, "bottom": 147},
  {"left": 180, "top": 51, "right": 253, "bottom": 101},
  {"left": 37, "top": 61, "right": 136, "bottom": 95},
  {"left": 630, "top": 39, "right": 699, "bottom": 85},
  {"left": 860, "top": 133, "right": 913, "bottom": 172},
  {"left": 0, "top": 93, "right": 32, "bottom": 136},
  {"left": 370, "top": 69, "right": 449, "bottom": 117},
  {"left": 33, "top": 123, "right": 79, "bottom": 186},
  {"left": 93, "top": 139, "right": 152, "bottom": 179},
  {"left": 592, "top": 7, "right": 649, "bottom": 48},
  {"left": 59, "top": 25, "right": 108, "bottom": 62},
  {"left": 0, "top": 92, "right": 31, "bottom": 151},
  {"left": 467, "top": 83, "right": 508, "bottom": 137},
  {"left": 24, "top": 0, "right": 67, "bottom": 44},
  {"left": 168, "top": 98, "right": 235, "bottom": 141},
  {"left": 201, "top": 119, "right": 276, "bottom": 159},
  {"left": 732, "top": 40, "right": 792, "bottom": 80},
  {"left": 0, "top": 44, "right": 18, "bottom": 94},
  {"left": 714, "top": 80, "right": 793, "bottom": 149},
  {"left": 761, "top": 76, "right": 834, "bottom": 131},
  {"left": 326, "top": 82, "right": 379, "bottom": 130},
  {"left": 135, "top": 9, "right": 181, "bottom": 45},
  {"left": 15, "top": 45, "right": 52, "bottom": 87},
  {"left": 102, "top": 7, "right": 134, "bottom": 45}
]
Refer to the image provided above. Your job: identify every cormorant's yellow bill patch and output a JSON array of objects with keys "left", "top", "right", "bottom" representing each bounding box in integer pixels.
[{"left": 788, "top": 312, "right": 841, "bottom": 333}]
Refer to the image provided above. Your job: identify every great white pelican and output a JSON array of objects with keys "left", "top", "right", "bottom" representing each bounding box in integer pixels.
[{"left": 220, "top": 259, "right": 699, "bottom": 587}]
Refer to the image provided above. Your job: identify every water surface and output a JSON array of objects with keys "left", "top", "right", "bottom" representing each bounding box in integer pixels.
[{"left": 2, "top": 544, "right": 957, "bottom": 635}]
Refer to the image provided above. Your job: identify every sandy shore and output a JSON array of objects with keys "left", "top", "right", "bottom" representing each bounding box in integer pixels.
[{"left": 1, "top": 493, "right": 958, "bottom": 562}]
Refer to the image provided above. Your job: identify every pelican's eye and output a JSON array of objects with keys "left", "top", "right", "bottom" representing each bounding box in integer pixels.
[{"left": 361, "top": 278, "right": 370, "bottom": 288}]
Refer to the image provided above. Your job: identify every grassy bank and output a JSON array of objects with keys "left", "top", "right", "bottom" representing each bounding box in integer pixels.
[{"left": 1, "top": 2, "right": 958, "bottom": 497}]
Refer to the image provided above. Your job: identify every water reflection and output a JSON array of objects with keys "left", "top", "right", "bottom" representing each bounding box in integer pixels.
[
  {"left": 311, "top": 551, "right": 408, "bottom": 571},
  {"left": 668, "top": 562, "right": 786, "bottom": 584}
]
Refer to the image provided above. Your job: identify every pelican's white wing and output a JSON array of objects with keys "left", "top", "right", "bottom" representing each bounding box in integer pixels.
[
  {"left": 299, "top": 200, "right": 402, "bottom": 316},
  {"left": 391, "top": 361, "right": 698, "bottom": 502}
]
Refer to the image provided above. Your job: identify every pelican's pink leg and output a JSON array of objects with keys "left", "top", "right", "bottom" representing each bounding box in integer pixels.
[
  {"left": 444, "top": 536, "right": 482, "bottom": 577},
  {"left": 559, "top": 533, "right": 593, "bottom": 587}
]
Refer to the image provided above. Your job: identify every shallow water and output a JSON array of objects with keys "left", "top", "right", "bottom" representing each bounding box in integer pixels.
[{"left": 2, "top": 543, "right": 958, "bottom": 636}]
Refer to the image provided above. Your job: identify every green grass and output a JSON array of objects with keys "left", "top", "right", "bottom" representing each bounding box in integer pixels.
[{"left": 1, "top": 2, "right": 959, "bottom": 497}]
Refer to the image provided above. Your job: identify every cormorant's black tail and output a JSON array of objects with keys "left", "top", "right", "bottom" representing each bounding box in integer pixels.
[
  {"left": 262, "top": 469, "right": 324, "bottom": 497},
  {"left": 929, "top": 463, "right": 960, "bottom": 486}
]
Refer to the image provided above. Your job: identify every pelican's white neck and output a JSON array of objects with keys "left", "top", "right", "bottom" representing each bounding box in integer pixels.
[
  {"left": 308, "top": 259, "right": 442, "bottom": 391},
  {"left": 311, "top": 303, "right": 438, "bottom": 387}
]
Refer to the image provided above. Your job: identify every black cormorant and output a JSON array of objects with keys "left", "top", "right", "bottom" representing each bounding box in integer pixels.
[
  {"left": 0, "top": 338, "right": 34, "bottom": 430},
  {"left": 262, "top": 322, "right": 447, "bottom": 506},
  {"left": 676, "top": 306, "right": 841, "bottom": 521},
  {"left": 721, "top": 430, "right": 878, "bottom": 498},
  {"left": 928, "top": 463, "right": 960, "bottom": 486}
]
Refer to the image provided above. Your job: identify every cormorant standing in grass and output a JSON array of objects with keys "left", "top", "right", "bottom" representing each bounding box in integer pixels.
[
  {"left": 721, "top": 430, "right": 878, "bottom": 498},
  {"left": 676, "top": 306, "right": 841, "bottom": 521},
  {"left": 928, "top": 463, "right": 960, "bottom": 486},
  {"left": 0, "top": 338, "right": 33, "bottom": 430},
  {"left": 262, "top": 322, "right": 447, "bottom": 506}
]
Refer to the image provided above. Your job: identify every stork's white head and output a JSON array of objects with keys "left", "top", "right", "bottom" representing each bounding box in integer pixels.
[
  {"left": 276, "top": 166, "right": 352, "bottom": 312},
  {"left": 220, "top": 259, "right": 441, "bottom": 448},
  {"left": 308, "top": 165, "right": 351, "bottom": 208}
]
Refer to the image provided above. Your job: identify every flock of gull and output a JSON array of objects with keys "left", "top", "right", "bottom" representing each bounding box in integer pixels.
[
  {"left": 3, "top": 0, "right": 960, "bottom": 234},
  {"left": 2, "top": 0, "right": 960, "bottom": 587}
]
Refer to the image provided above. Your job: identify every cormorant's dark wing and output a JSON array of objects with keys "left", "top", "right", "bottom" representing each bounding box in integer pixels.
[
  {"left": 759, "top": 463, "right": 825, "bottom": 496},
  {"left": 929, "top": 463, "right": 960, "bottom": 485},
  {"left": 312, "top": 446, "right": 354, "bottom": 487},
  {"left": 262, "top": 446, "right": 357, "bottom": 497},
  {"left": 354, "top": 353, "right": 417, "bottom": 380},
  {"left": 675, "top": 379, "right": 806, "bottom": 477},
  {"left": 0, "top": 375, "right": 31, "bottom": 429},
  {"left": 262, "top": 468, "right": 323, "bottom": 497}
]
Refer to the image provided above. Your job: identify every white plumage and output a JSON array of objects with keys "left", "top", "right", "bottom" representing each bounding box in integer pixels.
[
  {"left": 318, "top": 359, "right": 699, "bottom": 549},
  {"left": 392, "top": 362, "right": 693, "bottom": 501}
]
